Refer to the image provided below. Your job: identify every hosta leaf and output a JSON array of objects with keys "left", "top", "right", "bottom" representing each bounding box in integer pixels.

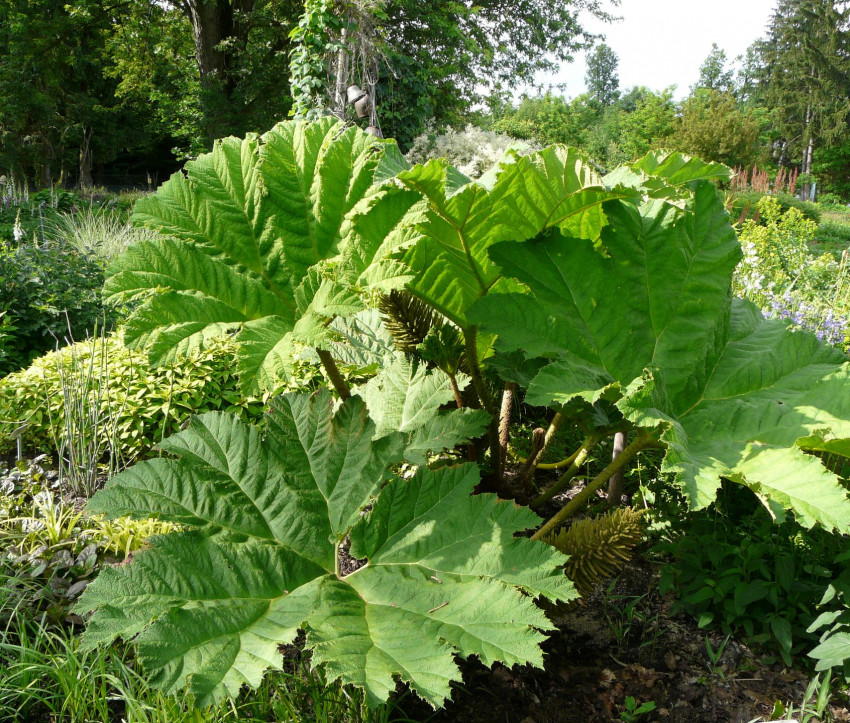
[
  {"left": 471, "top": 182, "right": 850, "bottom": 531},
  {"left": 107, "top": 120, "right": 395, "bottom": 392},
  {"left": 78, "top": 391, "right": 573, "bottom": 708}
]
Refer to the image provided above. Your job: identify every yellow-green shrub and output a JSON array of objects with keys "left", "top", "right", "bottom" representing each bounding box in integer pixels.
[{"left": 0, "top": 333, "right": 266, "bottom": 460}]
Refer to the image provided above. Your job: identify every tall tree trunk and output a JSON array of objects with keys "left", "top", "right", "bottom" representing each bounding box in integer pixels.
[
  {"left": 182, "top": 0, "right": 255, "bottom": 141},
  {"left": 801, "top": 104, "right": 814, "bottom": 201},
  {"left": 78, "top": 127, "right": 93, "bottom": 189}
]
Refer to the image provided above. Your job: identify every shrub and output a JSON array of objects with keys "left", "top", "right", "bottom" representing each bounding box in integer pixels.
[
  {"left": 405, "top": 123, "right": 539, "bottom": 179},
  {"left": 0, "top": 333, "right": 266, "bottom": 462},
  {"left": 0, "top": 237, "right": 109, "bottom": 374},
  {"left": 733, "top": 196, "right": 850, "bottom": 346}
]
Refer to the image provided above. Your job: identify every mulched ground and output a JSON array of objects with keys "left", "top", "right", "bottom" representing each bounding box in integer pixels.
[{"left": 385, "top": 562, "right": 850, "bottom": 723}]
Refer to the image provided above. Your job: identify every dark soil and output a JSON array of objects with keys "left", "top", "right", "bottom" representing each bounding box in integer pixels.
[{"left": 384, "top": 562, "right": 850, "bottom": 723}]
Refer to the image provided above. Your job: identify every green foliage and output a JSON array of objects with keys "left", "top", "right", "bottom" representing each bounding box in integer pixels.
[
  {"left": 0, "top": 236, "right": 109, "bottom": 374},
  {"left": 0, "top": 457, "right": 173, "bottom": 623},
  {"left": 362, "top": 145, "right": 637, "bottom": 328},
  {"left": 734, "top": 196, "right": 822, "bottom": 305},
  {"left": 0, "top": 0, "right": 152, "bottom": 185},
  {"left": 671, "top": 90, "right": 761, "bottom": 168},
  {"left": 288, "top": 0, "right": 343, "bottom": 121},
  {"left": 734, "top": 196, "right": 850, "bottom": 347},
  {"left": 109, "top": 119, "right": 404, "bottom": 394},
  {"left": 470, "top": 161, "right": 850, "bottom": 531},
  {"left": 77, "top": 391, "right": 575, "bottom": 708},
  {"left": 493, "top": 93, "right": 596, "bottom": 148},
  {"left": 808, "top": 571, "right": 850, "bottom": 679},
  {"left": 658, "top": 485, "right": 846, "bottom": 667},
  {"left": 0, "top": 334, "right": 263, "bottom": 461},
  {"left": 545, "top": 507, "right": 645, "bottom": 592},
  {"left": 616, "top": 88, "right": 676, "bottom": 160}
]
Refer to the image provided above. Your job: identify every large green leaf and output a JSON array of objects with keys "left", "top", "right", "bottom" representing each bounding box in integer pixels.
[
  {"left": 77, "top": 391, "right": 574, "bottom": 708},
  {"left": 356, "top": 147, "right": 640, "bottom": 327},
  {"left": 471, "top": 181, "right": 850, "bottom": 531},
  {"left": 106, "top": 120, "right": 396, "bottom": 392},
  {"left": 354, "top": 353, "right": 490, "bottom": 464}
]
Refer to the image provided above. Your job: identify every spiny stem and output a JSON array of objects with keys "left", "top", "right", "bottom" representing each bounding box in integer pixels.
[
  {"left": 607, "top": 431, "right": 628, "bottom": 506},
  {"left": 498, "top": 382, "right": 516, "bottom": 472},
  {"left": 531, "top": 432, "right": 658, "bottom": 541},
  {"left": 462, "top": 326, "right": 494, "bottom": 414},
  {"left": 530, "top": 436, "right": 597, "bottom": 508},
  {"left": 450, "top": 373, "right": 478, "bottom": 462},
  {"left": 522, "top": 411, "right": 565, "bottom": 483},
  {"left": 449, "top": 374, "right": 464, "bottom": 409},
  {"left": 317, "top": 349, "right": 351, "bottom": 400},
  {"left": 462, "top": 325, "right": 501, "bottom": 483}
]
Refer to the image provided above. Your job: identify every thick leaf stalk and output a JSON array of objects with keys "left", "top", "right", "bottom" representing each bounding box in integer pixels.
[{"left": 532, "top": 433, "right": 657, "bottom": 540}]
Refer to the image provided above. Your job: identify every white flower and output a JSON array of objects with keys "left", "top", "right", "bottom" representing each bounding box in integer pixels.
[{"left": 12, "top": 209, "right": 23, "bottom": 242}]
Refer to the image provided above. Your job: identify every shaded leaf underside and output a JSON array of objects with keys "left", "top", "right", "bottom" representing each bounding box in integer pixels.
[{"left": 472, "top": 182, "right": 850, "bottom": 531}]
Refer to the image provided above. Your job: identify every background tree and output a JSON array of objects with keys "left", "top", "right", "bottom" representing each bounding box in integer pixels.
[
  {"left": 585, "top": 43, "right": 620, "bottom": 106},
  {"left": 671, "top": 90, "right": 762, "bottom": 167},
  {"left": 760, "top": 0, "right": 850, "bottom": 199},
  {"left": 695, "top": 43, "right": 735, "bottom": 93},
  {"left": 0, "top": 0, "right": 153, "bottom": 186},
  {"left": 375, "top": 0, "right": 619, "bottom": 147},
  {"left": 617, "top": 87, "right": 676, "bottom": 159}
]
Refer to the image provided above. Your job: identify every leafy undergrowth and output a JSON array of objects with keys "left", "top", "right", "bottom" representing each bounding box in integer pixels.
[{"left": 7, "top": 560, "right": 850, "bottom": 722}]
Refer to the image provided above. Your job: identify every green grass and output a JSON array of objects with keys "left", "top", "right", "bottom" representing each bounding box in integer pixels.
[{"left": 0, "top": 607, "right": 423, "bottom": 722}]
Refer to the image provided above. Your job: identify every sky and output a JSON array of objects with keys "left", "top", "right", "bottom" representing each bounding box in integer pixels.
[{"left": 526, "top": 0, "right": 778, "bottom": 100}]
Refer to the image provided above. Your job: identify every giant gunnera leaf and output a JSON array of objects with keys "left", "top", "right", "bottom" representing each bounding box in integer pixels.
[
  {"left": 353, "top": 146, "right": 641, "bottom": 327},
  {"left": 76, "top": 390, "right": 575, "bottom": 708},
  {"left": 470, "top": 180, "right": 850, "bottom": 532},
  {"left": 105, "top": 119, "right": 407, "bottom": 393}
]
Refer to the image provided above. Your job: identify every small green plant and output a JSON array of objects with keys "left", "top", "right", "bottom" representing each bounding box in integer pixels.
[
  {"left": 601, "top": 583, "right": 661, "bottom": 659},
  {"left": 761, "top": 670, "right": 833, "bottom": 723},
  {"left": 0, "top": 457, "right": 174, "bottom": 622},
  {"left": 620, "top": 696, "right": 656, "bottom": 722},
  {"left": 50, "top": 320, "right": 128, "bottom": 497},
  {"left": 658, "top": 484, "right": 847, "bottom": 667},
  {"left": 704, "top": 633, "right": 731, "bottom": 678}
]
